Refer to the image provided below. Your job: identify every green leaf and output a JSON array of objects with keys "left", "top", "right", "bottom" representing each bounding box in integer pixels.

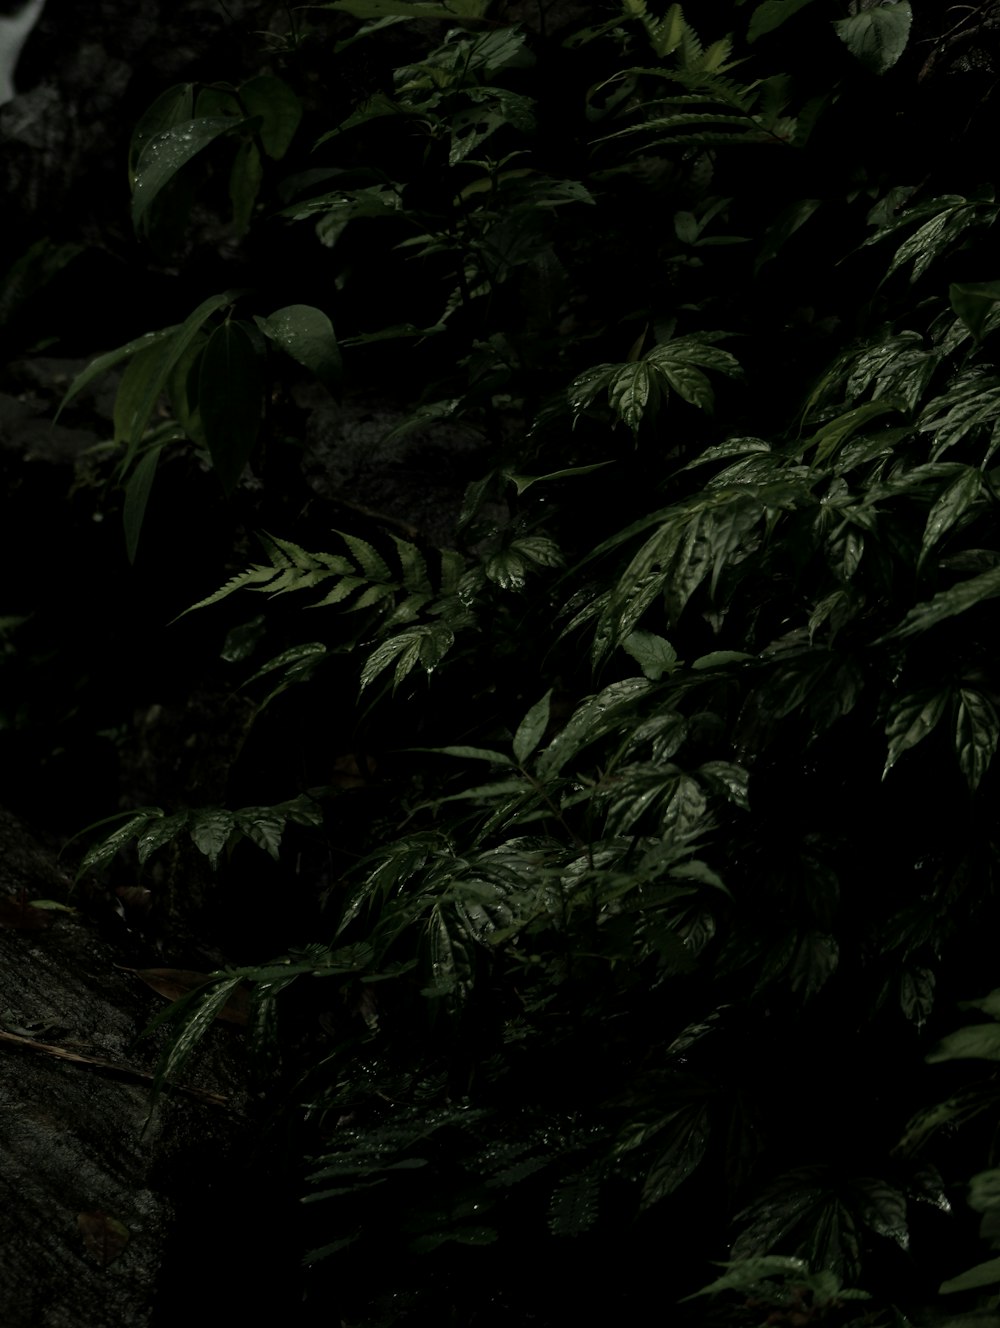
[
  {"left": 513, "top": 690, "right": 552, "bottom": 766},
  {"left": 123, "top": 445, "right": 164, "bottom": 565},
  {"left": 621, "top": 630, "right": 678, "bottom": 680},
  {"left": 56, "top": 328, "right": 179, "bottom": 424},
  {"left": 940, "top": 1258, "right": 1000, "bottom": 1294},
  {"left": 609, "top": 361, "right": 655, "bottom": 433},
  {"left": 537, "top": 679, "right": 652, "bottom": 778},
  {"left": 239, "top": 75, "right": 302, "bottom": 159},
  {"left": 747, "top": 0, "right": 818, "bottom": 42},
  {"left": 885, "top": 566, "right": 1000, "bottom": 639},
  {"left": 805, "top": 400, "right": 902, "bottom": 465},
  {"left": 229, "top": 140, "right": 263, "bottom": 236},
  {"left": 198, "top": 320, "right": 264, "bottom": 494},
  {"left": 506, "top": 462, "right": 615, "bottom": 494},
  {"left": 121, "top": 292, "right": 240, "bottom": 474},
  {"left": 78, "top": 811, "right": 161, "bottom": 879},
  {"left": 640, "top": 1105, "right": 710, "bottom": 1206},
  {"left": 128, "top": 84, "right": 195, "bottom": 187},
  {"left": 137, "top": 811, "right": 189, "bottom": 864},
  {"left": 968, "top": 1168, "right": 1000, "bottom": 1213},
  {"left": 132, "top": 117, "right": 255, "bottom": 229},
  {"left": 926, "top": 1024, "right": 1000, "bottom": 1064},
  {"left": 113, "top": 338, "right": 174, "bottom": 447},
  {"left": 260, "top": 304, "right": 342, "bottom": 392},
  {"left": 682, "top": 1256, "right": 811, "bottom": 1301},
  {"left": 146, "top": 975, "right": 249, "bottom": 1103},
  {"left": 188, "top": 809, "right": 236, "bottom": 868},
  {"left": 958, "top": 990, "right": 1000, "bottom": 1019},
  {"left": 691, "top": 650, "right": 754, "bottom": 670},
  {"left": 834, "top": 2, "right": 912, "bottom": 75},
  {"left": 956, "top": 688, "right": 1000, "bottom": 791},
  {"left": 950, "top": 281, "right": 1000, "bottom": 342},
  {"left": 320, "top": 0, "right": 488, "bottom": 16},
  {"left": 417, "top": 745, "right": 516, "bottom": 767},
  {"left": 234, "top": 808, "right": 287, "bottom": 859},
  {"left": 883, "top": 689, "right": 949, "bottom": 778},
  {"left": 920, "top": 468, "right": 981, "bottom": 567},
  {"left": 548, "top": 1171, "right": 601, "bottom": 1236}
]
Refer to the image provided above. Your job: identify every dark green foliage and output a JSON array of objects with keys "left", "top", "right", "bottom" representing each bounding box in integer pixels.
[{"left": 45, "top": 0, "right": 1000, "bottom": 1324}]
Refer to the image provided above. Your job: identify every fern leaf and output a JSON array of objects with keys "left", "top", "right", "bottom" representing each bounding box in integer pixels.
[
  {"left": 548, "top": 1170, "right": 602, "bottom": 1236},
  {"left": 266, "top": 532, "right": 321, "bottom": 567},
  {"left": 312, "top": 576, "right": 367, "bottom": 607},
  {"left": 350, "top": 583, "right": 397, "bottom": 611},
  {"left": 390, "top": 534, "right": 432, "bottom": 593},
  {"left": 336, "top": 530, "right": 393, "bottom": 582},
  {"left": 439, "top": 548, "right": 466, "bottom": 595},
  {"left": 177, "top": 563, "right": 282, "bottom": 618}
]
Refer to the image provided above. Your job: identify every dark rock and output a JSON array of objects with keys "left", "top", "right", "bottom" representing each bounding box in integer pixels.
[{"left": 0, "top": 804, "right": 276, "bottom": 1328}]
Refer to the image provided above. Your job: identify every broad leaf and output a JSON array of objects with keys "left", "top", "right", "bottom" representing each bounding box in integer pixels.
[
  {"left": 926, "top": 1024, "right": 1000, "bottom": 1064},
  {"left": 834, "top": 2, "right": 912, "bottom": 75},
  {"left": 883, "top": 689, "right": 950, "bottom": 778},
  {"left": 132, "top": 117, "right": 254, "bottom": 229},
  {"left": 260, "top": 304, "right": 342, "bottom": 392}
]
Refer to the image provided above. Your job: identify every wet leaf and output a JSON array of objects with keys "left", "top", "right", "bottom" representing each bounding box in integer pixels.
[
  {"left": 640, "top": 1104, "right": 710, "bottom": 1206},
  {"left": 260, "top": 304, "right": 342, "bottom": 392},
  {"left": 132, "top": 116, "right": 254, "bottom": 229},
  {"left": 126, "top": 967, "right": 251, "bottom": 1025},
  {"left": 950, "top": 281, "right": 1000, "bottom": 342}
]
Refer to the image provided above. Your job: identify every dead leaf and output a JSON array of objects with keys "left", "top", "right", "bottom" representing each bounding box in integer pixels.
[
  {"left": 122, "top": 967, "right": 250, "bottom": 1026},
  {"left": 0, "top": 897, "right": 53, "bottom": 929},
  {"left": 331, "top": 753, "right": 377, "bottom": 788},
  {"left": 77, "top": 1210, "right": 129, "bottom": 1266}
]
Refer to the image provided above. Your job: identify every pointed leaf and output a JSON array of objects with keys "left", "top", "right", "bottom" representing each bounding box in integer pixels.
[
  {"left": 229, "top": 140, "right": 263, "bottom": 236},
  {"left": 123, "top": 446, "right": 164, "bottom": 565},
  {"left": 886, "top": 566, "right": 1000, "bottom": 639},
  {"left": 513, "top": 690, "right": 552, "bottom": 766},
  {"left": 146, "top": 975, "right": 249, "bottom": 1101},
  {"left": 128, "top": 84, "right": 195, "bottom": 186},
  {"left": 640, "top": 1106, "right": 710, "bottom": 1207},
  {"left": 940, "top": 1257, "right": 1000, "bottom": 1294},
  {"left": 239, "top": 75, "right": 302, "bottom": 160},
  {"left": 883, "top": 689, "right": 949, "bottom": 778},
  {"left": 132, "top": 117, "right": 255, "bottom": 229},
  {"left": 56, "top": 328, "right": 179, "bottom": 424},
  {"left": 920, "top": 468, "right": 981, "bottom": 566},
  {"left": 956, "top": 688, "right": 1000, "bottom": 791},
  {"left": 198, "top": 320, "right": 264, "bottom": 494},
  {"left": 926, "top": 1024, "right": 1000, "bottom": 1064},
  {"left": 950, "top": 281, "right": 1000, "bottom": 342}
]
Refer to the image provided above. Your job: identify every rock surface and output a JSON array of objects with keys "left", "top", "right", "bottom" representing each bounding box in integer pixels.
[{"left": 0, "top": 805, "right": 261, "bottom": 1328}]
